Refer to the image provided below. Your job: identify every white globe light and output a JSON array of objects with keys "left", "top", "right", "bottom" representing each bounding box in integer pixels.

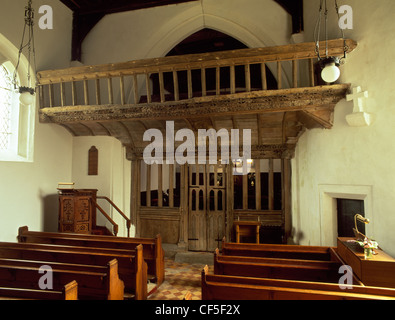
[
  {"left": 20, "top": 91, "right": 35, "bottom": 106},
  {"left": 321, "top": 62, "right": 341, "bottom": 83}
]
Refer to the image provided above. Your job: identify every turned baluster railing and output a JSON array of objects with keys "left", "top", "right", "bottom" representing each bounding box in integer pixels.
[{"left": 37, "top": 39, "right": 357, "bottom": 110}]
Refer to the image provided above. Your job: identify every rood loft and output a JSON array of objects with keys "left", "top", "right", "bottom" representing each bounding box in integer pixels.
[{"left": 35, "top": 0, "right": 357, "bottom": 251}]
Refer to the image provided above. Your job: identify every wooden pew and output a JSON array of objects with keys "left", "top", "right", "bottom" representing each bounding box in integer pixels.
[
  {"left": 222, "top": 238, "right": 333, "bottom": 261},
  {"left": 214, "top": 250, "right": 342, "bottom": 283},
  {"left": 18, "top": 226, "right": 164, "bottom": 285},
  {"left": 0, "top": 258, "right": 123, "bottom": 300},
  {"left": 0, "top": 280, "right": 78, "bottom": 300},
  {"left": 216, "top": 249, "right": 338, "bottom": 268},
  {"left": 202, "top": 266, "right": 395, "bottom": 300},
  {"left": 0, "top": 242, "right": 147, "bottom": 300}
]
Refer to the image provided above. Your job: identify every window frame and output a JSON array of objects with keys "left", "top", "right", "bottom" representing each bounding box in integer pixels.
[{"left": 0, "top": 34, "right": 35, "bottom": 163}]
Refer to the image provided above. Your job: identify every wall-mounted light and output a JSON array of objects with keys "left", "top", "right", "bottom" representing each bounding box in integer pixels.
[
  {"left": 13, "top": 0, "right": 37, "bottom": 106},
  {"left": 314, "top": 0, "right": 347, "bottom": 84}
]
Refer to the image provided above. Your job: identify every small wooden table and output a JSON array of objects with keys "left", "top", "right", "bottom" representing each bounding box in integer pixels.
[{"left": 234, "top": 221, "right": 261, "bottom": 244}]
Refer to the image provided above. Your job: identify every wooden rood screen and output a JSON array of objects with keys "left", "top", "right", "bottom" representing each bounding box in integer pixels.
[{"left": 36, "top": 39, "right": 357, "bottom": 109}]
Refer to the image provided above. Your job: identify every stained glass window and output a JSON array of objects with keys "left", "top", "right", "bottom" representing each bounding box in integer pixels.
[{"left": 0, "top": 64, "right": 13, "bottom": 150}]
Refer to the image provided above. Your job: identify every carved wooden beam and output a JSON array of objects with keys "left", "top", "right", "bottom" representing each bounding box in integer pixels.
[{"left": 39, "top": 84, "right": 350, "bottom": 123}]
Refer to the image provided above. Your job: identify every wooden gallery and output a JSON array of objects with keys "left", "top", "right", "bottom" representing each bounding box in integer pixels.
[{"left": 0, "top": 0, "right": 395, "bottom": 301}]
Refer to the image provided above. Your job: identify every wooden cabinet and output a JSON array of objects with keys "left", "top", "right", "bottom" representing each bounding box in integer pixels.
[
  {"left": 337, "top": 237, "right": 395, "bottom": 288},
  {"left": 58, "top": 189, "right": 98, "bottom": 234}
]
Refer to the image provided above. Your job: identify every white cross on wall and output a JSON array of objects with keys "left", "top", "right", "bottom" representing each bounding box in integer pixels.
[
  {"left": 345, "top": 86, "right": 372, "bottom": 127},
  {"left": 346, "top": 86, "right": 369, "bottom": 112}
]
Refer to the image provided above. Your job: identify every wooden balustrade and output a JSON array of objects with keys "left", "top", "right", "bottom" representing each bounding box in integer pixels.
[{"left": 37, "top": 39, "right": 357, "bottom": 109}]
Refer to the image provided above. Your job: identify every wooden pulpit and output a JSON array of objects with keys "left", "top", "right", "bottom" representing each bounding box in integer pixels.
[{"left": 58, "top": 189, "right": 98, "bottom": 234}]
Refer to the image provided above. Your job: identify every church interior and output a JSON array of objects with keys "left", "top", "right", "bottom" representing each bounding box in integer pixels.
[{"left": 0, "top": 0, "right": 395, "bottom": 301}]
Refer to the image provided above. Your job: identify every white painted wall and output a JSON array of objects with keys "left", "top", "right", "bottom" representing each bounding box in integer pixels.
[
  {"left": 71, "top": 137, "right": 132, "bottom": 237},
  {"left": 82, "top": 0, "right": 290, "bottom": 64},
  {"left": 292, "top": 0, "right": 395, "bottom": 256},
  {"left": 0, "top": 0, "right": 73, "bottom": 241}
]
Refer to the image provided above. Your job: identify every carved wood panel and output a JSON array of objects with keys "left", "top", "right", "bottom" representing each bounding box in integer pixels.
[
  {"left": 58, "top": 190, "right": 97, "bottom": 234},
  {"left": 74, "top": 197, "right": 91, "bottom": 234},
  {"left": 60, "top": 197, "right": 74, "bottom": 232}
]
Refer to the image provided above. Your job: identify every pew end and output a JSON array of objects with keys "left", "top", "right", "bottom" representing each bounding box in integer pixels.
[
  {"left": 183, "top": 291, "right": 192, "bottom": 300},
  {"left": 64, "top": 280, "right": 78, "bottom": 300},
  {"left": 135, "top": 244, "right": 148, "bottom": 300},
  {"left": 107, "top": 259, "right": 125, "bottom": 300},
  {"left": 17, "top": 226, "right": 29, "bottom": 243},
  {"left": 155, "top": 234, "right": 165, "bottom": 285}
]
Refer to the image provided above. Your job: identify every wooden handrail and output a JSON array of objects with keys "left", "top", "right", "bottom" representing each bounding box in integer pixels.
[
  {"left": 92, "top": 201, "right": 119, "bottom": 236},
  {"left": 97, "top": 196, "right": 131, "bottom": 237},
  {"left": 37, "top": 39, "right": 356, "bottom": 84}
]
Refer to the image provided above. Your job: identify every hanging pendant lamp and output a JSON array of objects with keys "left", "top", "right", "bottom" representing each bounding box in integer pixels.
[
  {"left": 13, "top": 0, "right": 37, "bottom": 106},
  {"left": 314, "top": 0, "right": 347, "bottom": 84}
]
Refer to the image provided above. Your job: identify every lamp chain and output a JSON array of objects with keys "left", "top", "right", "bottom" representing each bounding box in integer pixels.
[
  {"left": 334, "top": 0, "right": 348, "bottom": 60},
  {"left": 13, "top": 0, "right": 37, "bottom": 92},
  {"left": 314, "top": 0, "right": 347, "bottom": 61}
]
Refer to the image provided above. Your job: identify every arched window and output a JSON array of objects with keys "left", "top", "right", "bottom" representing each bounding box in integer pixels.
[
  {"left": 0, "top": 62, "right": 17, "bottom": 152},
  {"left": 0, "top": 34, "right": 35, "bottom": 162}
]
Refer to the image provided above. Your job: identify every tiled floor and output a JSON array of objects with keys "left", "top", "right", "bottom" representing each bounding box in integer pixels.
[{"left": 148, "top": 258, "right": 213, "bottom": 300}]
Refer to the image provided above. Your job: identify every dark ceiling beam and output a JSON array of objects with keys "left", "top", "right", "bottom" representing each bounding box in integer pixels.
[
  {"left": 77, "top": 0, "right": 200, "bottom": 16},
  {"left": 71, "top": 12, "right": 105, "bottom": 62},
  {"left": 60, "top": 0, "right": 200, "bottom": 15},
  {"left": 274, "top": 0, "right": 304, "bottom": 34}
]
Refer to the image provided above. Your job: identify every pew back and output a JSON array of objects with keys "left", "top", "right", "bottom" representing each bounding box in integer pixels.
[
  {"left": 214, "top": 255, "right": 341, "bottom": 283},
  {"left": 222, "top": 239, "right": 332, "bottom": 261},
  {"left": 0, "top": 280, "right": 78, "bottom": 300},
  {"left": 0, "top": 242, "right": 146, "bottom": 299},
  {"left": 18, "top": 226, "right": 164, "bottom": 285},
  {"left": 0, "top": 259, "right": 123, "bottom": 300},
  {"left": 202, "top": 266, "right": 395, "bottom": 300}
]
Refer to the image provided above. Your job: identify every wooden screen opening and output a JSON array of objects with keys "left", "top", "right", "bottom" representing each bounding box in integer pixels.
[
  {"left": 140, "top": 162, "right": 181, "bottom": 208},
  {"left": 233, "top": 159, "right": 282, "bottom": 211}
]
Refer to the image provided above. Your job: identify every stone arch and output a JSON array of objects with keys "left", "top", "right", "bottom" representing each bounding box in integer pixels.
[{"left": 143, "top": 9, "right": 291, "bottom": 87}]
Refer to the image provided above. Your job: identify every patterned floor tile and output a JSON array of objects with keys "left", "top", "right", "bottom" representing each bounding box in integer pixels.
[{"left": 148, "top": 259, "right": 213, "bottom": 300}]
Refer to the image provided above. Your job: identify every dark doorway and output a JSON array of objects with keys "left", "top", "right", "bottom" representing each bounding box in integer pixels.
[{"left": 337, "top": 199, "right": 365, "bottom": 237}]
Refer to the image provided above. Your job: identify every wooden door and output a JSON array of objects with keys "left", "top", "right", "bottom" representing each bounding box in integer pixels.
[{"left": 188, "top": 164, "right": 226, "bottom": 251}]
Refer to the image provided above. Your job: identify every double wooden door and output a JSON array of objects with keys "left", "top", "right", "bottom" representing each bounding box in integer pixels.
[{"left": 188, "top": 164, "right": 226, "bottom": 251}]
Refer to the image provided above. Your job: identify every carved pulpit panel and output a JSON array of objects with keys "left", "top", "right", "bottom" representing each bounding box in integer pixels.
[
  {"left": 61, "top": 198, "right": 75, "bottom": 232},
  {"left": 75, "top": 197, "right": 91, "bottom": 233},
  {"left": 58, "top": 189, "right": 97, "bottom": 234}
]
